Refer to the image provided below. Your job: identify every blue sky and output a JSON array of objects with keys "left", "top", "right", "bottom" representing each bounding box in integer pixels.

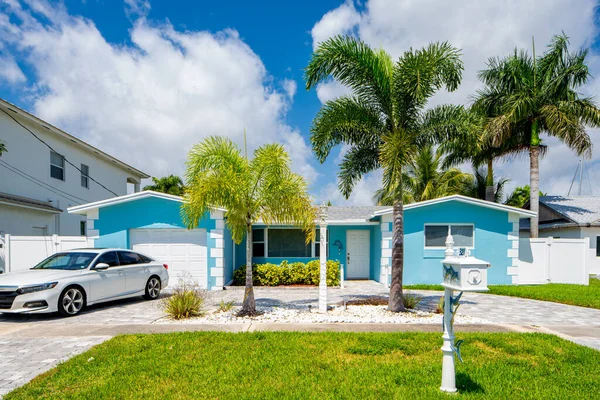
[{"left": 1, "top": 0, "right": 600, "bottom": 205}]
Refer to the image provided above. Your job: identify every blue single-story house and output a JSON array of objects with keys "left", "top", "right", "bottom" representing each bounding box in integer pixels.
[{"left": 68, "top": 191, "right": 535, "bottom": 290}]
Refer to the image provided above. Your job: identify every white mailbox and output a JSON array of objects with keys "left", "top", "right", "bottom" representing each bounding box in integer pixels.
[{"left": 441, "top": 256, "right": 490, "bottom": 292}]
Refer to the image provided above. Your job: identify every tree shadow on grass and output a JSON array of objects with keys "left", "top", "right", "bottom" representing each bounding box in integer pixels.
[{"left": 456, "top": 372, "right": 485, "bottom": 394}]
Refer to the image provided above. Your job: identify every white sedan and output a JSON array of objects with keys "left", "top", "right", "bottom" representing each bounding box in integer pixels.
[{"left": 0, "top": 248, "right": 169, "bottom": 316}]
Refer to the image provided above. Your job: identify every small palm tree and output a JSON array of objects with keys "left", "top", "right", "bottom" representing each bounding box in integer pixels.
[
  {"left": 143, "top": 175, "right": 186, "bottom": 196},
  {"left": 474, "top": 33, "right": 600, "bottom": 237},
  {"left": 374, "top": 146, "right": 471, "bottom": 205},
  {"left": 463, "top": 167, "right": 509, "bottom": 203},
  {"left": 305, "top": 35, "right": 464, "bottom": 311},
  {"left": 505, "top": 185, "right": 546, "bottom": 208},
  {"left": 181, "top": 136, "right": 317, "bottom": 316}
]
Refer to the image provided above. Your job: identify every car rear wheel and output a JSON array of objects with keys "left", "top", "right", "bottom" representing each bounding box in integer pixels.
[
  {"left": 143, "top": 277, "right": 161, "bottom": 300},
  {"left": 58, "top": 287, "right": 85, "bottom": 316}
]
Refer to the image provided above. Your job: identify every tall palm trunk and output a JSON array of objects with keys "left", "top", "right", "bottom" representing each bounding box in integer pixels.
[
  {"left": 529, "top": 120, "right": 540, "bottom": 238},
  {"left": 388, "top": 201, "right": 406, "bottom": 312},
  {"left": 485, "top": 158, "right": 495, "bottom": 202},
  {"left": 241, "top": 222, "right": 256, "bottom": 315}
]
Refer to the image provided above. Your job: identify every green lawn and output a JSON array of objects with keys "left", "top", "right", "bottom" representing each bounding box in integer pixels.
[
  {"left": 7, "top": 332, "right": 600, "bottom": 399},
  {"left": 405, "top": 277, "right": 600, "bottom": 309}
]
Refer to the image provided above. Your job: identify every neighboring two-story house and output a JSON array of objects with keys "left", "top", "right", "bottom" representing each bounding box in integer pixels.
[{"left": 0, "top": 98, "right": 149, "bottom": 236}]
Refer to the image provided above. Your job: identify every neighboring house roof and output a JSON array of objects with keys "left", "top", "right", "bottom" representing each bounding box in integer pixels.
[
  {"left": 0, "top": 191, "right": 62, "bottom": 213},
  {"left": 0, "top": 98, "right": 149, "bottom": 179},
  {"left": 521, "top": 196, "right": 600, "bottom": 231},
  {"left": 326, "top": 206, "right": 390, "bottom": 223},
  {"left": 372, "top": 195, "right": 536, "bottom": 218},
  {"left": 68, "top": 190, "right": 225, "bottom": 214}
]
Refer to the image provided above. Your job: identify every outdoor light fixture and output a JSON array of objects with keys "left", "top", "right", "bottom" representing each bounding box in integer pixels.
[{"left": 440, "top": 235, "right": 490, "bottom": 393}]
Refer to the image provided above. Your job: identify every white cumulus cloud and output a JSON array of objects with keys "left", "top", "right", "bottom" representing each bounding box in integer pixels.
[
  {"left": 0, "top": 1, "right": 318, "bottom": 186},
  {"left": 310, "top": 0, "right": 600, "bottom": 203}
]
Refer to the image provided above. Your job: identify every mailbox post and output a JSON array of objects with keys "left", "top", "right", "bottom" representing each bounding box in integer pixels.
[{"left": 440, "top": 234, "right": 490, "bottom": 393}]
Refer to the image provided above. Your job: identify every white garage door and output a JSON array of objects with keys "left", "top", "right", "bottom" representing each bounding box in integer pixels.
[{"left": 129, "top": 228, "right": 208, "bottom": 289}]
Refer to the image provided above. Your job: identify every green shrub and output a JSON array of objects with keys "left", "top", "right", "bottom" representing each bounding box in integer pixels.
[
  {"left": 217, "top": 300, "right": 235, "bottom": 313},
  {"left": 403, "top": 291, "right": 423, "bottom": 309},
  {"left": 163, "top": 287, "right": 206, "bottom": 319},
  {"left": 232, "top": 260, "right": 341, "bottom": 286}
]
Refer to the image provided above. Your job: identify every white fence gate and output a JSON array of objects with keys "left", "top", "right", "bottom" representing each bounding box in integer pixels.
[
  {"left": 0, "top": 234, "right": 91, "bottom": 273},
  {"left": 518, "top": 237, "right": 589, "bottom": 285}
]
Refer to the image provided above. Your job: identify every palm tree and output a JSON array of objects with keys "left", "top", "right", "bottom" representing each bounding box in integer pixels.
[
  {"left": 474, "top": 33, "right": 600, "bottom": 237},
  {"left": 374, "top": 146, "right": 471, "bottom": 205},
  {"left": 143, "top": 174, "right": 186, "bottom": 196},
  {"left": 463, "top": 167, "right": 509, "bottom": 203},
  {"left": 305, "top": 35, "right": 463, "bottom": 311},
  {"left": 505, "top": 185, "right": 546, "bottom": 208},
  {"left": 181, "top": 136, "right": 317, "bottom": 316}
]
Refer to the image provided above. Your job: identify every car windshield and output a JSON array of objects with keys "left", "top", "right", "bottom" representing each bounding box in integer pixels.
[{"left": 32, "top": 252, "right": 98, "bottom": 270}]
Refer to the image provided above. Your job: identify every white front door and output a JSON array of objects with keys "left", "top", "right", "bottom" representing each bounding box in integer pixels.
[
  {"left": 129, "top": 228, "right": 208, "bottom": 289},
  {"left": 346, "top": 230, "right": 370, "bottom": 279}
]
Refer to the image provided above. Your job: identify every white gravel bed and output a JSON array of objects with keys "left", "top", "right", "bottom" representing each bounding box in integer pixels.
[{"left": 155, "top": 305, "right": 491, "bottom": 324}]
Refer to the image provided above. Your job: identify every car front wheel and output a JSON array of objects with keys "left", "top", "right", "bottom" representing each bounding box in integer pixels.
[
  {"left": 143, "top": 277, "right": 161, "bottom": 300},
  {"left": 58, "top": 287, "right": 85, "bottom": 316}
]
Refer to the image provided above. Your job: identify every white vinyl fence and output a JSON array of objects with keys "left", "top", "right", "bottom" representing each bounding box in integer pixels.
[
  {"left": 518, "top": 237, "right": 589, "bottom": 285},
  {"left": 0, "top": 234, "right": 91, "bottom": 273}
]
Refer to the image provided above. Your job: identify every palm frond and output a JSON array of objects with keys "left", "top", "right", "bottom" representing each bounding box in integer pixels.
[
  {"left": 338, "top": 144, "right": 380, "bottom": 199},
  {"left": 310, "top": 96, "right": 385, "bottom": 162}
]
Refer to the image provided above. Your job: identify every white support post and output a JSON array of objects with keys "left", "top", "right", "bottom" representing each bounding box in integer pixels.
[
  {"left": 440, "top": 287, "right": 456, "bottom": 393},
  {"left": 318, "top": 203, "right": 328, "bottom": 313},
  {"left": 4, "top": 234, "right": 10, "bottom": 273},
  {"left": 441, "top": 232, "right": 457, "bottom": 393},
  {"left": 340, "top": 263, "right": 345, "bottom": 289}
]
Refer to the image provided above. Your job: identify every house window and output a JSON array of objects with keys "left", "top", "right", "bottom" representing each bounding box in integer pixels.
[
  {"left": 596, "top": 237, "right": 600, "bottom": 257},
  {"left": 425, "top": 224, "right": 474, "bottom": 248},
  {"left": 81, "top": 164, "right": 89, "bottom": 188},
  {"left": 50, "top": 151, "right": 65, "bottom": 181},
  {"left": 80, "top": 221, "right": 86, "bottom": 236},
  {"left": 252, "top": 228, "right": 265, "bottom": 257},
  {"left": 268, "top": 228, "right": 311, "bottom": 257},
  {"left": 314, "top": 229, "right": 329, "bottom": 257}
]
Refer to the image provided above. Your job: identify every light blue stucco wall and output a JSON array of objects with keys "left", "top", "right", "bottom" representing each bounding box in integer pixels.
[
  {"left": 403, "top": 201, "right": 513, "bottom": 285},
  {"left": 92, "top": 197, "right": 226, "bottom": 289}
]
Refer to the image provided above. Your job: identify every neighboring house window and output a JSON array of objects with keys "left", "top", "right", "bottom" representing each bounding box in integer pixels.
[
  {"left": 596, "top": 237, "right": 600, "bottom": 257},
  {"left": 50, "top": 151, "right": 65, "bottom": 181},
  {"left": 80, "top": 221, "right": 86, "bottom": 236},
  {"left": 81, "top": 164, "right": 89, "bottom": 188},
  {"left": 268, "top": 228, "right": 311, "bottom": 257},
  {"left": 424, "top": 224, "right": 474, "bottom": 248},
  {"left": 252, "top": 228, "right": 265, "bottom": 257}
]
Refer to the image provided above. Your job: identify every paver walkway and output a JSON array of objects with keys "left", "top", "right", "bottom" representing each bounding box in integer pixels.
[{"left": 0, "top": 280, "right": 598, "bottom": 397}]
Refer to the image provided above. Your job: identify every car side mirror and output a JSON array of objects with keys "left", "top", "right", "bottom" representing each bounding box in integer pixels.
[{"left": 94, "top": 263, "right": 110, "bottom": 271}]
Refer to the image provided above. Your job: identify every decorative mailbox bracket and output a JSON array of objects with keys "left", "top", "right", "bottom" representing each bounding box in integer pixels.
[{"left": 440, "top": 234, "right": 490, "bottom": 393}]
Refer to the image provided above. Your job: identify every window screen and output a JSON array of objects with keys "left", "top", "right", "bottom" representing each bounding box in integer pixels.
[
  {"left": 596, "top": 236, "right": 600, "bottom": 257},
  {"left": 424, "top": 225, "right": 473, "bottom": 248},
  {"left": 268, "top": 229, "right": 311, "bottom": 257},
  {"left": 424, "top": 225, "right": 449, "bottom": 247},
  {"left": 50, "top": 151, "right": 65, "bottom": 181},
  {"left": 252, "top": 229, "right": 265, "bottom": 257},
  {"left": 81, "top": 164, "right": 89, "bottom": 188},
  {"left": 451, "top": 225, "right": 474, "bottom": 247}
]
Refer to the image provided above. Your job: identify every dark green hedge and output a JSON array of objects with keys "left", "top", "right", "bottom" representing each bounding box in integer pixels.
[{"left": 233, "top": 260, "right": 340, "bottom": 286}]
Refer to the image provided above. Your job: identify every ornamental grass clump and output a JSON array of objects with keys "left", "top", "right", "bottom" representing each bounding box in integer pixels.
[
  {"left": 402, "top": 291, "right": 423, "bottom": 309},
  {"left": 163, "top": 276, "right": 207, "bottom": 320}
]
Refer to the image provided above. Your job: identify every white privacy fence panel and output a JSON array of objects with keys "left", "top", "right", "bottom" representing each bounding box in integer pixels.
[
  {"left": 0, "top": 234, "right": 91, "bottom": 273},
  {"left": 518, "top": 238, "right": 589, "bottom": 285}
]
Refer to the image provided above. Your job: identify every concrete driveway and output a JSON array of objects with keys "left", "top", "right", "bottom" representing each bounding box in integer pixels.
[{"left": 1, "top": 282, "right": 599, "bottom": 397}]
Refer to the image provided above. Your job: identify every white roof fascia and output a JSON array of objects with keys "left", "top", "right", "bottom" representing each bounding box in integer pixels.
[
  {"left": 371, "top": 195, "right": 536, "bottom": 218},
  {"left": 68, "top": 191, "right": 226, "bottom": 215}
]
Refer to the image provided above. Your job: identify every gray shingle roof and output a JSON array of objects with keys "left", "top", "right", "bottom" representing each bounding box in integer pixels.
[
  {"left": 539, "top": 196, "right": 600, "bottom": 225},
  {"left": 0, "top": 192, "right": 62, "bottom": 213},
  {"left": 326, "top": 206, "right": 390, "bottom": 221}
]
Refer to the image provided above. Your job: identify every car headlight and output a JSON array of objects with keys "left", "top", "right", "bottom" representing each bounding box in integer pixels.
[{"left": 17, "top": 282, "right": 58, "bottom": 295}]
